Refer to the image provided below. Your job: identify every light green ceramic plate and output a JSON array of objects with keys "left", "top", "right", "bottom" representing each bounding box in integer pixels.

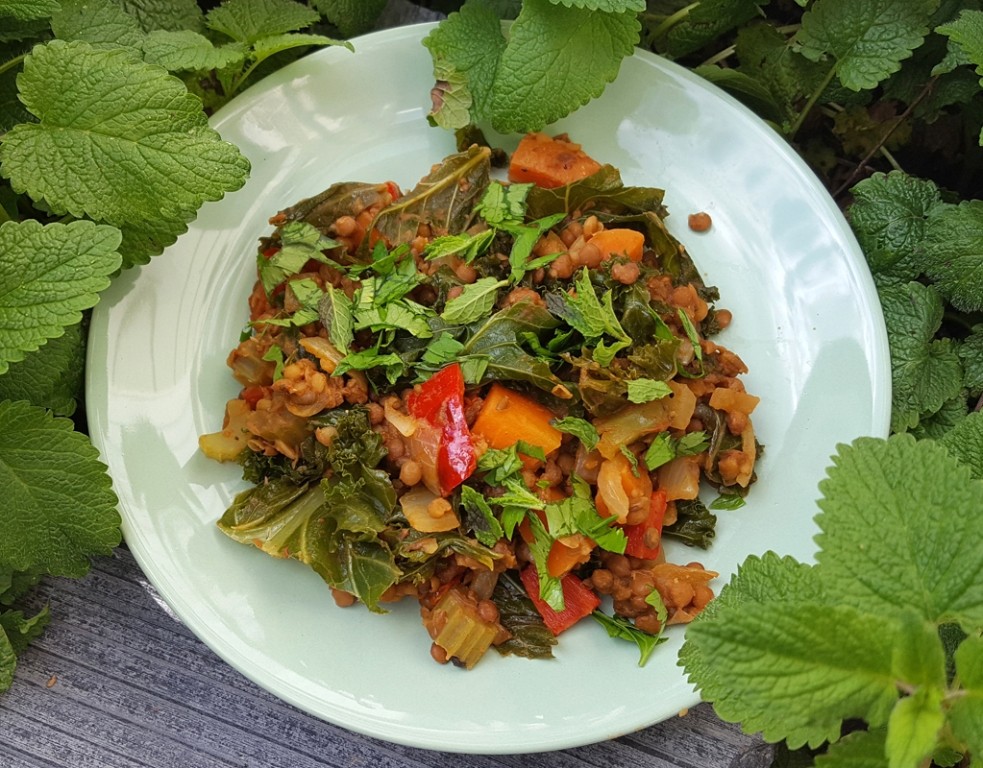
[{"left": 87, "top": 23, "right": 891, "bottom": 754}]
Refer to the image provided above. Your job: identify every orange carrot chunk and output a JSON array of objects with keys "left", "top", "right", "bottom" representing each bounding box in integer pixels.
[
  {"left": 588, "top": 228, "right": 645, "bottom": 262},
  {"left": 470, "top": 383, "right": 562, "bottom": 461},
  {"left": 508, "top": 132, "right": 602, "bottom": 189}
]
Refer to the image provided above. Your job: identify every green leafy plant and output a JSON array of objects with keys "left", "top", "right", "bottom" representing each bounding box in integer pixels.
[{"left": 1, "top": 2, "right": 982, "bottom": 764}]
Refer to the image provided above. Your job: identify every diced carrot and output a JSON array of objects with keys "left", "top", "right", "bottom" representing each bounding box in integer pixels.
[
  {"left": 470, "top": 383, "right": 562, "bottom": 461},
  {"left": 588, "top": 228, "right": 645, "bottom": 262},
  {"left": 508, "top": 132, "right": 602, "bottom": 189},
  {"left": 546, "top": 534, "right": 594, "bottom": 578},
  {"left": 709, "top": 386, "right": 760, "bottom": 416},
  {"left": 520, "top": 565, "right": 600, "bottom": 635}
]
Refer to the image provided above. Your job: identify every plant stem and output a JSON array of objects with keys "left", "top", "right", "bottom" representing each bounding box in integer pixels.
[
  {"left": 789, "top": 65, "right": 836, "bottom": 139},
  {"left": 651, "top": 2, "right": 699, "bottom": 40},
  {"left": 0, "top": 53, "right": 27, "bottom": 78},
  {"left": 700, "top": 45, "right": 735, "bottom": 68}
]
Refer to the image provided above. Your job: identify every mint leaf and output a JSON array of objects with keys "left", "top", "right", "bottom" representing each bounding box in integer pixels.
[
  {"left": 918, "top": 200, "right": 983, "bottom": 312},
  {"left": 816, "top": 435, "right": 983, "bottom": 628},
  {"left": 0, "top": 40, "right": 250, "bottom": 227},
  {"left": 206, "top": 0, "right": 318, "bottom": 43},
  {"left": 459, "top": 485, "right": 504, "bottom": 547},
  {"left": 259, "top": 221, "right": 339, "bottom": 294},
  {"left": 0, "top": 221, "right": 121, "bottom": 375},
  {"left": 797, "top": 0, "right": 935, "bottom": 90},
  {"left": 949, "top": 636, "right": 983, "bottom": 761},
  {"left": 310, "top": 0, "right": 387, "bottom": 37},
  {"left": 878, "top": 281, "right": 963, "bottom": 432},
  {"left": 939, "top": 411, "right": 983, "bottom": 480},
  {"left": 643, "top": 432, "right": 675, "bottom": 470},
  {"left": 552, "top": 416, "right": 599, "bottom": 452},
  {"left": 423, "top": 0, "right": 507, "bottom": 128},
  {"left": 848, "top": 171, "right": 943, "bottom": 275},
  {"left": 488, "top": 0, "right": 640, "bottom": 133},
  {"left": 0, "top": 401, "right": 120, "bottom": 577},
  {"left": 142, "top": 30, "right": 247, "bottom": 71},
  {"left": 318, "top": 284, "right": 354, "bottom": 355},
  {"left": 591, "top": 611, "right": 666, "bottom": 666},
  {"left": 441, "top": 277, "right": 506, "bottom": 324},
  {"left": 0, "top": 322, "right": 85, "bottom": 417},
  {"left": 626, "top": 378, "right": 672, "bottom": 403},
  {"left": 51, "top": 0, "right": 145, "bottom": 52}
]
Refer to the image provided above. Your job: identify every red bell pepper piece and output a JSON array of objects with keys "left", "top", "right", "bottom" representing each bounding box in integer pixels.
[
  {"left": 624, "top": 489, "right": 667, "bottom": 560},
  {"left": 520, "top": 564, "right": 600, "bottom": 635},
  {"left": 406, "top": 362, "right": 476, "bottom": 495}
]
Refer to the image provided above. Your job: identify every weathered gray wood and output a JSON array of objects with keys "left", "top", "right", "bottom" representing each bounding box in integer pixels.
[{"left": 0, "top": 549, "right": 771, "bottom": 768}]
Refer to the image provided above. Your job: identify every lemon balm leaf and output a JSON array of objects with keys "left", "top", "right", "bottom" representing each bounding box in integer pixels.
[
  {"left": 310, "top": 0, "right": 388, "bottom": 38},
  {"left": 816, "top": 435, "right": 983, "bottom": 628},
  {"left": 423, "top": 0, "right": 506, "bottom": 129},
  {"left": 949, "top": 636, "right": 983, "bottom": 760},
  {"left": 0, "top": 0, "right": 60, "bottom": 21},
  {"left": 50, "top": 0, "right": 146, "bottom": 52},
  {"left": 0, "top": 401, "right": 120, "bottom": 577},
  {"left": 939, "top": 411, "right": 983, "bottom": 480},
  {"left": 919, "top": 200, "right": 983, "bottom": 312},
  {"left": 206, "top": 0, "right": 318, "bottom": 43},
  {"left": 118, "top": 0, "right": 205, "bottom": 33},
  {"left": 0, "top": 323, "right": 86, "bottom": 417},
  {"left": 0, "top": 220, "right": 121, "bottom": 375},
  {"left": 878, "top": 281, "right": 963, "bottom": 432},
  {"left": 142, "top": 30, "right": 248, "bottom": 71},
  {"left": 797, "top": 0, "right": 935, "bottom": 91},
  {"left": 0, "top": 40, "right": 250, "bottom": 227},
  {"left": 488, "top": 0, "right": 639, "bottom": 133}
]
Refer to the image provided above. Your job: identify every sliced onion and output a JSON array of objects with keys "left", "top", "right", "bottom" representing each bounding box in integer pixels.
[
  {"left": 656, "top": 455, "right": 702, "bottom": 501},
  {"left": 384, "top": 399, "right": 419, "bottom": 438},
  {"left": 400, "top": 485, "right": 460, "bottom": 533},
  {"left": 299, "top": 336, "right": 344, "bottom": 373},
  {"left": 406, "top": 420, "right": 442, "bottom": 496},
  {"left": 596, "top": 454, "right": 632, "bottom": 523}
]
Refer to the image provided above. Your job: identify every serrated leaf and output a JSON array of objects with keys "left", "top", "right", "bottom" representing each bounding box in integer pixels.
[
  {"left": 918, "top": 200, "right": 983, "bottom": 312},
  {"left": 909, "top": 392, "right": 969, "bottom": 442},
  {"left": 816, "top": 435, "right": 983, "bottom": 628},
  {"left": 0, "top": 401, "right": 120, "bottom": 577},
  {"left": 949, "top": 636, "right": 983, "bottom": 761},
  {"left": 142, "top": 30, "right": 247, "bottom": 72},
  {"left": 423, "top": 0, "right": 507, "bottom": 128},
  {"left": 488, "top": 0, "right": 639, "bottom": 133},
  {"left": 878, "top": 281, "right": 964, "bottom": 432},
  {"left": 206, "top": 0, "right": 318, "bottom": 44},
  {"left": 937, "top": 9, "right": 983, "bottom": 85},
  {"left": 0, "top": 40, "right": 250, "bottom": 227},
  {"left": 939, "top": 411, "right": 983, "bottom": 480},
  {"left": 885, "top": 686, "right": 945, "bottom": 768},
  {"left": 0, "top": 0, "right": 60, "bottom": 21},
  {"left": 797, "top": 0, "right": 935, "bottom": 91},
  {"left": 116, "top": 215, "right": 188, "bottom": 270},
  {"left": 663, "top": 0, "right": 765, "bottom": 59},
  {"left": 0, "top": 323, "right": 85, "bottom": 416},
  {"left": 814, "top": 728, "right": 888, "bottom": 768},
  {"left": 734, "top": 21, "right": 830, "bottom": 129},
  {"left": 960, "top": 325, "right": 983, "bottom": 396},
  {"left": 0, "top": 606, "right": 49, "bottom": 655},
  {"left": 119, "top": 0, "right": 205, "bottom": 33},
  {"left": 848, "top": 171, "right": 944, "bottom": 275},
  {"left": 251, "top": 32, "right": 350, "bottom": 61},
  {"left": 310, "top": 0, "right": 388, "bottom": 37},
  {"left": 51, "top": 0, "right": 145, "bottom": 51},
  {"left": 548, "top": 0, "right": 645, "bottom": 11},
  {"left": 682, "top": 599, "right": 901, "bottom": 749},
  {"left": 0, "top": 623, "right": 15, "bottom": 692},
  {"left": 0, "top": 220, "right": 121, "bottom": 375}
]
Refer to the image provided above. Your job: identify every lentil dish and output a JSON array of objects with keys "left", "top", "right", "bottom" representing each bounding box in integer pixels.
[{"left": 200, "top": 133, "right": 760, "bottom": 668}]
